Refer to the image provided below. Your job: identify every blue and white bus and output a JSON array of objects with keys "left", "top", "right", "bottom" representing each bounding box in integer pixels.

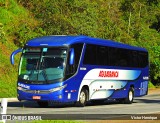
[{"left": 10, "top": 35, "right": 149, "bottom": 107}]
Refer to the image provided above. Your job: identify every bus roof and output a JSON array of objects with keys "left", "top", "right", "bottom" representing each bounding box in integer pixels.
[{"left": 26, "top": 35, "right": 147, "bottom": 52}]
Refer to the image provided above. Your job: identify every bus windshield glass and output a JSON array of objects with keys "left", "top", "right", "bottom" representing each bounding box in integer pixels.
[{"left": 18, "top": 47, "right": 67, "bottom": 83}]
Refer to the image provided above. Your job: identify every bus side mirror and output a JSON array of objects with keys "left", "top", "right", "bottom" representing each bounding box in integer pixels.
[
  {"left": 69, "top": 48, "right": 75, "bottom": 65},
  {"left": 10, "top": 48, "right": 22, "bottom": 65}
]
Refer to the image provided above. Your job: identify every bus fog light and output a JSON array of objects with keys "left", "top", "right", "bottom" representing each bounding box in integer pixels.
[
  {"left": 68, "top": 93, "right": 71, "bottom": 99},
  {"left": 17, "top": 86, "right": 22, "bottom": 90},
  {"left": 59, "top": 95, "right": 62, "bottom": 99}
]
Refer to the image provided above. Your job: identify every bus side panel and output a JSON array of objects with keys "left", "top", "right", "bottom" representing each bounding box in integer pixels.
[
  {"left": 134, "top": 80, "right": 149, "bottom": 97},
  {"left": 109, "top": 89, "right": 128, "bottom": 99},
  {"left": 110, "top": 81, "right": 135, "bottom": 99},
  {"left": 63, "top": 77, "right": 82, "bottom": 102},
  {"left": 134, "top": 68, "right": 149, "bottom": 97},
  {"left": 111, "top": 80, "right": 148, "bottom": 99}
]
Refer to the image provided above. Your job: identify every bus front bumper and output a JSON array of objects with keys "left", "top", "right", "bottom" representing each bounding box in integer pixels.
[{"left": 17, "top": 90, "right": 74, "bottom": 102}]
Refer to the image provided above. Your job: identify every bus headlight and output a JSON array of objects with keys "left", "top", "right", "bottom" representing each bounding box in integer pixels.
[
  {"left": 49, "top": 84, "right": 67, "bottom": 92},
  {"left": 17, "top": 86, "right": 23, "bottom": 90}
]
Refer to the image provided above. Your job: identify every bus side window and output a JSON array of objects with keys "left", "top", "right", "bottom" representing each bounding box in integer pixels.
[
  {"left": 108, "top": 47, "right": 117, "bottom": 66},
  {"left": 108, "top": 47, "right": 130, "bottom": 67},
  {"left": 132, "top": 51, "right": 138, "bottom": 68},
  {"left": 83, "top": 44, "right": 97, "bottom": 65},
  {"left": 117, "top": 49, "right": 129, "bottom": 67},
  {"left": 73, "top": 44, "right": 83, "bottom": 70},
  {"left": 65, "top": 43, "right": 83, "bottom": 77},
  {"left": 97, "top": 46, "right": 108, "bottom": 66},
  {"left": 138, "top": 52, "right": 148, "bottom": 68}
]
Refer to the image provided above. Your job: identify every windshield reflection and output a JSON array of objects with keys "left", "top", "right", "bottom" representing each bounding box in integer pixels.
[{"left": 19, "top": 47, "right": 67, "bottom": 83}]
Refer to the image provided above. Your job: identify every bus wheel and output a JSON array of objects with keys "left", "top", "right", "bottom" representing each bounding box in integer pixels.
[
  {"left": 77, "top": 89, "right": 88, "bottom": 107},
  {"left": 124, "top": 88, "right": 134, "bottom": 104},
  {"left": 37, "top": 101, "right": 48, "bottom": 107}
]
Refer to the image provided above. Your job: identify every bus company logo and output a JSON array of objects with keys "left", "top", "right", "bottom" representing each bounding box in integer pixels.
[
  {"left": 18, "top": 83, "right": 30, "bottom": 89},
  {"left": 98, "top": 70, "right": 119, "bottom": 78}
]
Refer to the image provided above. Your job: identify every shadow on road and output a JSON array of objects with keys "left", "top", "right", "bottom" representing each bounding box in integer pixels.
[
  {"left": 7, "top": 100, "right": 121, "bottom": 108},
  {"left": 134, "top": 98, "right": 160, "bottom": 104},
  {"left": 7, "top": 96, "right": 160, "bottom": 108},
  {"left": 7, "top": 101, "right": 38, "bottom": 108}
]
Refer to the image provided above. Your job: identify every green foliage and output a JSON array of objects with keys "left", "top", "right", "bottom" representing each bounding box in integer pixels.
[
  {"left": 0, "top": 23, "right": 6, "bottom": 43},
  {"left": 148, "top": 81, "right": 156, "bottom": 89},
  {"left": 0, "top": 0, "right": 46, "bottom": 97},
  {"left": 19, "top": 0, "right": 160, "bottom": 85},
  {"left": 0, "top": 0, "right": 46, "bottom": 47},
  {"left": 19, "top": 0, "right": 124, "bottom": 39},
  {"left": 150, "top": 45, "right": 160, "bottom": 85}
]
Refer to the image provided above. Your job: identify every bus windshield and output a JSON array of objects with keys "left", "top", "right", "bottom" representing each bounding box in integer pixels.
[{"left": 18, "top": 47, "right": 67, "bottom": 84}]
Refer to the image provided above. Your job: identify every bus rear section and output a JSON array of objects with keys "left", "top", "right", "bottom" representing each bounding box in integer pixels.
[{"left": 78, "top": 43, "right": 149, "bottom": 104}]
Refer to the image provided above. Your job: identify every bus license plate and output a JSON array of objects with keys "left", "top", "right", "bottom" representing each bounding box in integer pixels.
[{"left": 32, "top": 96, "right": 41, "bottom": 100}]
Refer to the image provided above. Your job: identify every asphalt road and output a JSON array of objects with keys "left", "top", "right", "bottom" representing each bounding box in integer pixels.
[{"left": 3, "top": 94, "right": 160, "bottom": 120}]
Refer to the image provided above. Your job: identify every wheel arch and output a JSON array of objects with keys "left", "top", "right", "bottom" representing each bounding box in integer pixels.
[
  {"left": 77, "top": 85, "right": 89, "bottom": 101},
  {"left": 130, "top": 84, "right": 134, "bottom": 89},
  {"left": 130, "top": 84, "right": 135, "bottom": 94}
]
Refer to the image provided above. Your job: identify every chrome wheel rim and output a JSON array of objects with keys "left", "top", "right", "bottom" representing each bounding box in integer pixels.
[
  {"left": 129, "top": 91, "right": 133, "bottom": 101},
  {"left": 80, "top": 91, "right": 86, "bottom": 104}
]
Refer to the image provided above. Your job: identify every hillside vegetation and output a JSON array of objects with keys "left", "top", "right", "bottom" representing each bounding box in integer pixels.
[
  {"left": 0, "top": 0, "right": 44, "bottom": 97},
  {"left": 0, "top": 0, "right": 160, "bottom": 97}
]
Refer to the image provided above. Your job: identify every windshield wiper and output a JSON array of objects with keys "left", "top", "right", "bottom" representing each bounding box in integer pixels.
[
  {"left": 40, "top": 57, "right": 49, "bottom": 83},
  {"left": 41, "top": 68, "right": 49, "bottom": 83},
  {"left": 27, "top": 65, "right": 36, "bottom": 80}
]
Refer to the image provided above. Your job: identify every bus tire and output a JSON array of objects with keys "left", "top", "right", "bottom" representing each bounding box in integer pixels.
[
  {"left": 76, "top": 89, "right": 88, "bottom": 107},
  {"left": 124, "top": 88, "right": 134, "bottom": 104},
  {"left": 37, "top": 101, "right": 48, "bottom": 107}
]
